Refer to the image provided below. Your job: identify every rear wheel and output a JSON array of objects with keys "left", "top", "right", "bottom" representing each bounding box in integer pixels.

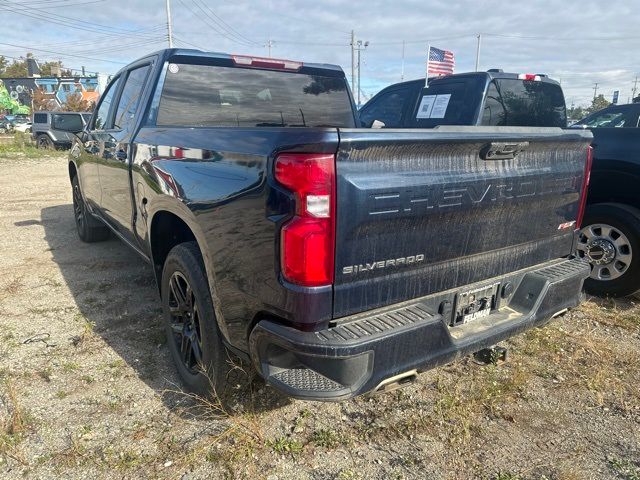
[
  {"left": 37, "top": 134, "right": 54, "bottom": 149},
  {"left": 161, "top": 241, "right": 230, "bottom": 398},
  {"left": 71, "top": 176, "right": 110, "bottom": 242},
  {"left": 577, "top": 203, "right": 640, "bottom": 297}
]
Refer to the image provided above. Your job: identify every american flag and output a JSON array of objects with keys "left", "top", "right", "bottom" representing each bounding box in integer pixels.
[{"left": 427, "top": 46, "right": 455, "bottom": 76}]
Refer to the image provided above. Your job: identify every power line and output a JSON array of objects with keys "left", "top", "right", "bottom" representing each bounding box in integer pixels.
[
  {"left": 176, "top": 0, "right": 257, "bottom": 47},
  {"left": 0, "top": 41, "right": 127, "bottom": 64},
  {"left": 0, "top": 5, "right": 164, "bottom": 39},
  {"left": 191, "top": 0, "right": 258, "bottom": 46}
]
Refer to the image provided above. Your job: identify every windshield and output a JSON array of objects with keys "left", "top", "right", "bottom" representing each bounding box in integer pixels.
[{"left": 575, "top": 107, "right": 639, "bottom": 128}]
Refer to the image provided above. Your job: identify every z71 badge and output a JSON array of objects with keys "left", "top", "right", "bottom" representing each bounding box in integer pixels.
[{"left": 343, "top": 254, "right": 425, "bottom": 275}]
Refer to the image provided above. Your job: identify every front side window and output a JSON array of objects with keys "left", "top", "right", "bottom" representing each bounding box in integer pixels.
[
  {"left": 156, "top": 63, "right": 354, "bottom": 128},
  {"left": 93, "top": 76, "right": 121, "bottom": 130},
  {"left": 33, "top": 113, "right": 47, "bottom": 124},
  {"left": 114, "top": 65, "right": 151, "bottom": 130},
  {"left": 360, "top": 88, "right": 410, "bottom": 128}
]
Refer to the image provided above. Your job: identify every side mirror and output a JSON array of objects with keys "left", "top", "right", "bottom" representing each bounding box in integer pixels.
[
  {"left": 371, "top": 119, "right": 386, "bottom": 129},
  {"left": 52, "top": 114, "right": 84, "bottom": 134}
]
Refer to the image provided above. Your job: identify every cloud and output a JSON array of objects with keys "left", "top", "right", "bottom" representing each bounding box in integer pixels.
[{"left": 1, "top": 0, "right": 638, "bottom": 106}]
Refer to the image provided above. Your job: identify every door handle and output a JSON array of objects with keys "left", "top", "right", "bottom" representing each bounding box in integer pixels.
[
  {"left": 116, "top": 150, "right": 127, "bottom": 161},
  {"left": 480, "top": 141, "right": 529, "bottom": 160}
]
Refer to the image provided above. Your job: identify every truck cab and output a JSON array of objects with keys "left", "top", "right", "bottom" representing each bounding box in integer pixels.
[{"left": 359, "top": 71, "right": 566, "bottom": 129}]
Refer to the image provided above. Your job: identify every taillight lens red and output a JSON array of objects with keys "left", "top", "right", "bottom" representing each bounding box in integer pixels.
[
  {"left": 275, "top": 153, "right": 335, "bottom": 286},
  {"left": 576, "top": 145, "right": 593, "bottom": 229}
]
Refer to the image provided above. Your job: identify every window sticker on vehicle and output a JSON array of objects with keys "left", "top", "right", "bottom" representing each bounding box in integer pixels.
[
  {"left": 430, "top": 94, "right": 451, "bottom": 118},
  {"left": 416, "top": 95, "right": 436, "bottom": 118}
]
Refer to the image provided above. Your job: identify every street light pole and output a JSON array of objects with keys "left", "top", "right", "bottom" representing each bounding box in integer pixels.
[
  {"left": 474, "top": 34, "right": 481, "bottom": 72},
  {"left": 165, "top": 0, "right": 173, "bottom": 48},
  {"left": 356, "top": 40, "right": 368, "bottom": 107}
]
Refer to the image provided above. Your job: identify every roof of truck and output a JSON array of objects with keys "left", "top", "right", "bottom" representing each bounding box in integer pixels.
[
  {"left": 389, "top": 70, "right": 561, "bottom": 90},
  {"left": 117, "top": 48, "right": 345, "bottom": 77}
]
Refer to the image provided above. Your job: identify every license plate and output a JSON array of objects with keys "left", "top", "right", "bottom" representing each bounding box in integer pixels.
[{"left": 451, "top": 283, "right": 500, "bottom": 327}]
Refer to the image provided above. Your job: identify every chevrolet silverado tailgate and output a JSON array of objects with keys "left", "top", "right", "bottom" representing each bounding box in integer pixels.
[{"left": 333, "top": 126, "right": 592, "bottom": 318}]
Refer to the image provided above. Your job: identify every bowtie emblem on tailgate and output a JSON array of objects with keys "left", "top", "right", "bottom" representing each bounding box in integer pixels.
[{"left": 480, "top": 141, "right": 529, "bottom": 160}]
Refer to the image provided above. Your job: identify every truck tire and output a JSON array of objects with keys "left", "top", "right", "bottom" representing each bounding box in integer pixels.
[
  {"left": 577, "top": 203, "right": 640, "bottom": 297},
  {"left": 71, "top": 176, "right": 110, "bottom": 242},
  {"left": 161, "top": 241, "right": 230, "bottom": 398},
  {"left": 37, "top": 134, "right": 54, "bottom": 149}
]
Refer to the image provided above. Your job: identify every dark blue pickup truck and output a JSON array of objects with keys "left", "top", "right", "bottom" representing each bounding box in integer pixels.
[
  {"left": 60, "top": 49, "right": 592, "bottom": 401},
  {"left": 572, "top": 103, "right": 640, "bottom": 296}
]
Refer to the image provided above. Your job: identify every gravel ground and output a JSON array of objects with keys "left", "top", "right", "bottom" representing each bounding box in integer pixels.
[{"left": 0, "top": 155, "right": 638, "bottom": 480}]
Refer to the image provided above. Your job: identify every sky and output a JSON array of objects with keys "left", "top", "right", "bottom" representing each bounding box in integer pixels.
[{"left": 1, "top": 0, "right": 639, "bottom": 107}]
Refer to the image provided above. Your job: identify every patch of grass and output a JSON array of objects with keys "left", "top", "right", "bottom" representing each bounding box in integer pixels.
[
  {"left": 0, "top": 380, "right": 33, "bottom": 461},
  {"left": 81, "top": 375, "right": 95, "bottom": 385},
  {"left": 267, "top": 436, "right": 303, "bottom": 456},
  {"left": 55, "top": 390, "right": 68, "bottom": 399},
  {"left": 580, "top": 299, "right": 640, "bottom": 332},
  {"left": 493, "top": 473, "right": 522, "bottom": 480},
  {"left": 338, "top": 469, "right": 361, "bottom": 480},
  {"left": 311, "top": 428, "right": 342, "bottom": 449},
  {"left": 610, "top": 458, "right": 640, "bottom": 480},
  {"left": 62, "top": 362, "right": 80, "bottom": 372},
  {"left": 0, "top": 133, "right": 54, "bottom": 159}
]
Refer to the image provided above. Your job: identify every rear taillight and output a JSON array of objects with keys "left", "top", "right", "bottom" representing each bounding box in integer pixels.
[
  {"left": 576, "top": 145, "right": 593, "bottom": 229},
  {"left": 275, "top": 153, "right": 335, "bottom": 286}
]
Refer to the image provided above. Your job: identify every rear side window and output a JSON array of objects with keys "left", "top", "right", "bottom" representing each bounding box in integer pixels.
[
  {"left": 33, "top": 113, "right": 47, "bottom": 124},
  {"left": 359, "top": 87, "right": 412, "bottom": 128},
  {"left": 410, "top": 78, "right": 481, "bottom": 127},
  {"left": 156, "top": 63, "right": 354, "bottom": 128},
  {"left": 481, "top": 79, "right": 566, "bottom": 127},
  {"left": 114, "top": 65, "right": 151, "bottom": 130}
]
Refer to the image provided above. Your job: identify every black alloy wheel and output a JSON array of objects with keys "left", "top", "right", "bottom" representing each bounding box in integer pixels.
[{"left": 167, "top": 271, "right": 204, "bottom": 374}]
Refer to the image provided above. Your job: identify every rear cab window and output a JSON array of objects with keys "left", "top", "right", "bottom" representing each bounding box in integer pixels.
[
  {"left": 155, "top": 60, "right": 355, "bottom": 128},
  {"left": 481, "top": 78, "right": 566, "bottom": 127}
]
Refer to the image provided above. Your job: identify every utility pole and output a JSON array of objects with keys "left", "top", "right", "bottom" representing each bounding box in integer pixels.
[
  {"left": 266, "top": 39, "right": 274, "bottom": 57},
  {"left": 165, "top": 0, "right": 173, "bottom": 48},
  {"left": 355, "top": 40, "right": 369, "bottom": 107},
  {"left": 475, "top": 34, "right": 481, "bottom": 72},
  {"left": 350, "top": 30, "right": 355, "bottom": 98},
  {"left": 593, "top": 83, "right": 599, "bottom": 100},
  {"left": 633, "top": 76, "right": 638, "bottom": 101},
  {"left": 400, "top": 40, "right": 405, "bottom": 82}
]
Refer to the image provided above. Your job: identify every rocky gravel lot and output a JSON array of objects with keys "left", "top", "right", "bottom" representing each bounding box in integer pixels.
[{"left": 0, "top": 154, "right": 639, "bottom": 480}]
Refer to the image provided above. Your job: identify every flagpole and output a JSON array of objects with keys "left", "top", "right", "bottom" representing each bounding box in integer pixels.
[{"left": 426, "top": 44, "right": 430, "bottom": 86}]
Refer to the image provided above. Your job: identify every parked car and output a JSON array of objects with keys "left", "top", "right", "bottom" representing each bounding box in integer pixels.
[
  {"left": 31, "top": 111, "right": 92, "bottom": 149},
  {"left": 0, "top": 117, "right": 14, "bottom": 134},
  {"left": 58, "top": 49, "right": 592, "bottom": 401},
  {"left": 359, "top": 71, "right": 566, "bottom": 128},
  {"left": 571, "top": 103, "right": 640, "bottom": 296},
  {"left": 3, "top": 114, "right": 32, "bottom": 133}
]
